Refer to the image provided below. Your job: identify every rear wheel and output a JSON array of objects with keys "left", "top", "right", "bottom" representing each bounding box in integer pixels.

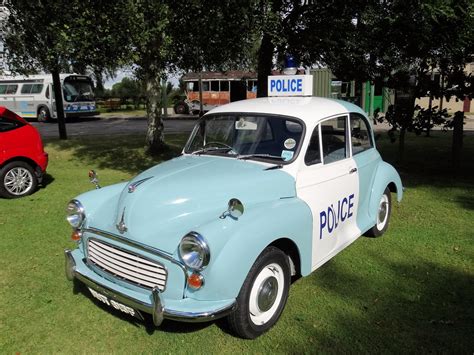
[
  {"left": 365, "top": 187, "right": 392, "bottom": 238},
  {"left": 173, "top": 102, "right": 189, "bottom": 114},
  {"left": 37, "top": 106, "right": 51, "bottom": 122},
  {"left": 0, "top": 161, "right": 38, "bottom": 198},
  {"left": 227, "top": 246, "right": 290, "bottom": 339}
]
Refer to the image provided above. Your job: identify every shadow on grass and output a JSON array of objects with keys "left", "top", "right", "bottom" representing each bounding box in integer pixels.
[
  {"left": 38, "top": 173, "right": 54, "bottom": 190},
  {"left": 455, "top": 194, "right": 474, "bottom": 210},
  {"left": 286, "top": 253, "right": 474, "bottom": 353},
  {"left": 46, "top": 134, "right": 186, "bottom": 175},
  {"left": 72, "top": 278, "right": 214, "bottom": 335}
]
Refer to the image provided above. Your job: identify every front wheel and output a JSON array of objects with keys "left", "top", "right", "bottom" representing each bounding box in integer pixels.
[
  {"left": 0, "top": 161, "right": 38, "bottom": 198},
  {"left": 37, "top": 106, "right": 51, "bottom": 122},
  {"left": 227, "top": 246, "right": 290, "bottom": 339},
  {"left": 365, "top": 187, "right": 392, "bottom": 238}
]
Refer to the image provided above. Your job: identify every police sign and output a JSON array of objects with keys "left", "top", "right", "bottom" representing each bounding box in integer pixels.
[{"left": 268, "top": 75, "right": 313, "bottom": 97}]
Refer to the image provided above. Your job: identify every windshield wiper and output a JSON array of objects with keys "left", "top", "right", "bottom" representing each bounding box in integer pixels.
[
  {"left": 191, "top": 147, "right": 235, "bottom": 155},
  {"left": 238, "top": 154, "right": 285, "bottom": 161}
]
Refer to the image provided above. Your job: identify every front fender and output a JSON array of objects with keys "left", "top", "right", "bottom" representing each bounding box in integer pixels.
[
  {"left": 187, "top": 197, "right": 313, "bottom": 301},
  {"left": 368, "top": 161, "right": 403, "bottom": 222}
]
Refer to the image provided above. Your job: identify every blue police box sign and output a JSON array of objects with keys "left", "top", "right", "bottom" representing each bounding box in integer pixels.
[{"left": 268, "top": 75, "right": 313, "bottom": 97}]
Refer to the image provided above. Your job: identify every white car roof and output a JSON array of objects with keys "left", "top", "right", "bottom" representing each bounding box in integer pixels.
[{"left": 208, "top": 97, "right": 367, "bottom": 124}]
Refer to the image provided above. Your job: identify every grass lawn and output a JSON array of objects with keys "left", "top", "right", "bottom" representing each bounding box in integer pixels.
[{"left": 0, "top": 130, "right": 473, "bottom": 353}]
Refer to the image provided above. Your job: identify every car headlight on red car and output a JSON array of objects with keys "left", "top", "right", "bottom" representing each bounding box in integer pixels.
[{"left": 66, "top": 199, "right": 85, "bottom": 229}]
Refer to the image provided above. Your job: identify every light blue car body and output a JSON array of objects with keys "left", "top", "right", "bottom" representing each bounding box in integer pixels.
[{"left": 65, "top": 96, "right": 403, "bottom": 325}]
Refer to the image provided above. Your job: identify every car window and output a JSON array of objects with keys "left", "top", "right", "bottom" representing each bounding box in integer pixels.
[
  {"left": 0, "top": 117, "right": 23, "bottom": 132},
  {"left": 304, "top": 125, "right": 321, "bottom": 166},
  {"left": 21, "top": 84, "right": 33, "bottom": 94},
  {"left": 321, "top": 116, "right": 348, "bottom": 164},
  {"left": 220, "top": 81, "right": 229, "bottom": 91},
  {"left": 350, "top": 113, "right": 373, "bottom": 155},
  {"left": 5, "top": 85, "right": 18, "bottom": 94},
  {"left": 0, "top": 84, "right": 18, "bottom": 95},
  {"left": 211, "top": 81, "right": 219, "bottom": 91},
  {"left": 185, "top": 114, "right": 304, "bottom": 163}
]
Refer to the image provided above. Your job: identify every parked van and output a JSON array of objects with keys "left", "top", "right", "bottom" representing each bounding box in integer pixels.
[{"left": 0, "top": 74, "right": 98, "bottom": 121}]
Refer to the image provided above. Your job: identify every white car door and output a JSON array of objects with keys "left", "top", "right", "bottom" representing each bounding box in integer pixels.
[{"left": 296, "top": 115, "right": 360, "bottom": 270}]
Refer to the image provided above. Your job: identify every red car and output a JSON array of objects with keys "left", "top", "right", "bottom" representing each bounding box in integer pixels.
[{"left": 0, "top": 106, "right": 48, "bottom": 198}]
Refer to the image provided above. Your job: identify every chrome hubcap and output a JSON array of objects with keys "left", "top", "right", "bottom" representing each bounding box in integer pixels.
[
  {"left": 257, "top": 276, "right": 278, "bottom": 312},
  {"left": 376, "top": 194, "right": 389, "bottom": 230},
  {"left": 249, "top": 263, "right": 285, "bottom": 325},
  {"left": 4, "top": 167, "right": 33, "bottom": 195}
]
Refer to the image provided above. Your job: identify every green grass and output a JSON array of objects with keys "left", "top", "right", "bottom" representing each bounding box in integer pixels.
[{"left": 0, "top": 131, "right": 473, "bottom": 353}]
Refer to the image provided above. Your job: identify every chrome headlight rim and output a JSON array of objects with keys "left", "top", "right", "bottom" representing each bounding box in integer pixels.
[
  {"left": 178, "top": 232, "right": 210, "bottom": 271},
  {"left": 66, "top": 199, "right": 85, "bottom": 229}
]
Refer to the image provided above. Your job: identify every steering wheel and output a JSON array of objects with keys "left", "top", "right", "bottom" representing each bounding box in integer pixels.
[{"left": 203, "top": 142, "right": 234, "bottom": 150}]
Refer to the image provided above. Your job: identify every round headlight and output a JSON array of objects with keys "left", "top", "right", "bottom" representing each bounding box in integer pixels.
[
  {"left": 178, "top": 232, "right": 210, "bottom": 270},
  {"left": 66, "top": 199, "right": 85, "bottom": 228}
]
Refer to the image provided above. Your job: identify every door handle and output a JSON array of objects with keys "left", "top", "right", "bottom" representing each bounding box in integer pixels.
[{"left": 349, "top": 168, "right": 358, "bottom": 174}]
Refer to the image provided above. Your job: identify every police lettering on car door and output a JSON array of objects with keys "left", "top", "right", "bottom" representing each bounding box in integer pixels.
[{"left": 319, "top": 194, "right": 355, "bottom": 239}]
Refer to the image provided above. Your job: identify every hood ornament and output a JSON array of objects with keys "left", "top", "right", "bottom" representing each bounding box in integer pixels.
[
  {"left": 116, "top": 208, "right": 128, "bottom": 234},
  {"left": 128, "top": 177, "right": 153, "bottom": 193},
  {"left": 88, "top": 170, "right": 101, "bottom": 189}
]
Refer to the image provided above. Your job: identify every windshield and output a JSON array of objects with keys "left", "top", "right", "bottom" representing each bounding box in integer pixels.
[
  {"left": 63, "top": 76, "right": 94, "bottom": 102},
  {"left": 184, "top": 114, "right": 304, "bottom": 163}
]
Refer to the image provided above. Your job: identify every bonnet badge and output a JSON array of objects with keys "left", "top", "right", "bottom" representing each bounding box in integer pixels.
[
  {"left": 128, "top": 177, "right": 153, "bottom": 193},
  {"left": 116, "top": 208, "right": 128, "bottom": 234}
]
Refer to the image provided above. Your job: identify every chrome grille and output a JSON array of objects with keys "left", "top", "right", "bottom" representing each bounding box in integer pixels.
[{"left": 87, "top": 238, "right": 167, "bottom": 291}]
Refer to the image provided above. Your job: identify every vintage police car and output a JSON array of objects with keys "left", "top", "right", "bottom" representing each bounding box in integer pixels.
[{"left": 64, "top": 76, "right": 402, "bottom": 339}]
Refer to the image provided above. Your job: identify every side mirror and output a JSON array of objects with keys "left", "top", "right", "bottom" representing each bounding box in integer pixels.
[
  {"left": 220, "top": 198, "right": 244, "bottom": 219},
  {"left": 88, "top": 170, "right": 101, "bottom": 189}
]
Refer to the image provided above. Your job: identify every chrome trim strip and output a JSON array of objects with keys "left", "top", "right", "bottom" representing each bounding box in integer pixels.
[
  {"left": 65, "top": 249, "right": 76, "bottom": 281},
  {"left": 85, "top": 227, "right": 188, "bottom": 277},
  {"left": 163, "top": 303, "right": 237, "bottom": 323}
]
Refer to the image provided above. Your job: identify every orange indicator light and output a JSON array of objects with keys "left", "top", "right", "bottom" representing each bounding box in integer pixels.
[
  {"left": 71, "top": 230, "right": 82, "bottom": 241},
  {"left": 188, "top": 273, "right": 203, "bottom": 290}
]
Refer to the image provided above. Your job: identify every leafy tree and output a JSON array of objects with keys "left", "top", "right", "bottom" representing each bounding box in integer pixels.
[
  {"left": 166, "top": 0, "right": 255, "bottom": 114},
  {"left": 111, "top": 77, "right": 145, "bottom": 108},
  {"left": 3, "top": 0, "right": 134, "bottom": 139},
  {"left": 324, "top": 0, "right": 474, "bottom": 159},
  {"left": 250, "top": 0, "right": 358, "bottom": 97},
  {"left": 128, "top": 0, "right": 170, "bottom": 155}
]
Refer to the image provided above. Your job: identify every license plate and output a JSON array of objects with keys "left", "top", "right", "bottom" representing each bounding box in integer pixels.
[{"left": 88, "top": 287, "right": 139, "bottom": 318}]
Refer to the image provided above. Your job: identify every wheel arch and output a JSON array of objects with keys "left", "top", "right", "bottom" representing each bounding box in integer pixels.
[
  {"left": 368, "top": 161, "right": 403, "bottom": 222},
  {"left": 1, "top": 156, "right": 39, "bottom": 171},
  {"left": 269, "top": 238, "right": 301, "bottom": 278}
]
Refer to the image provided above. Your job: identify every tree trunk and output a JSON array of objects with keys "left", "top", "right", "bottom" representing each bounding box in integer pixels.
[
  {"left": 145, "top": 77, "right": 166, "bottom": 155},
  {"left": 394, "top": 85, "right": 416, "bottom": 162},
  {"left": 256, "top": 32, "right": 274, "bottom": 98},
  {"left": 51, "top": 69, "right": 67, "bottom": 140},
  {"left": 94, "top": 68, "right": 105, "bottom": 95},
  {"left": 452, "top": 111, "right": 463, "bottom": 172}
]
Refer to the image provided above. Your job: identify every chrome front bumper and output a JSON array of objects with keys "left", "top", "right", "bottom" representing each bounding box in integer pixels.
[{"left": 65, "top": 249, "right": 235, "bottom": 326}]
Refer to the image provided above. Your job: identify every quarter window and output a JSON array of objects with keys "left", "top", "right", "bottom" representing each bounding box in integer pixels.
[
  {"left": 304, "top": 125, "right": 321, "bottom": 166},
  {"left": 350, "top": 114, "right": 373, "bottom": 155},
  {"left": 321, "top": 116, "right": 348, "bottom": 164}
]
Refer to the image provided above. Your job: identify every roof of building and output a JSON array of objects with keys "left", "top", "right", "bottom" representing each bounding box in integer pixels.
[
  {"left": 207, "top": 96, "right": 367, "bottom": 125},
  {"left": 182, "top": 69, "right": 306, "bottom": 81}
]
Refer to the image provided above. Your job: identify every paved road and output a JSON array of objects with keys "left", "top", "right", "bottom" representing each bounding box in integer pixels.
[
  {"left": 31, "top": 114, "right": 474, "bottom": 139},
  {"left": 31, "top": 116, "right": 197, "bottom": 138}
]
